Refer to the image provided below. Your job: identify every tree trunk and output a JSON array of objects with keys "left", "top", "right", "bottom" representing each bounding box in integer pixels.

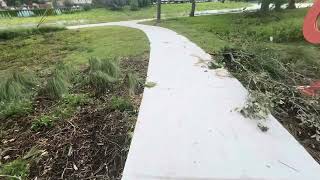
[
  {"left": 190, "top": 0, "right": 196, "bottom": 17},
  {"left": 157, "top": 0, "right": 161, "bottom": 23},
  {"left": 287, "top": 0, "right": 296, "bottom": 9}
]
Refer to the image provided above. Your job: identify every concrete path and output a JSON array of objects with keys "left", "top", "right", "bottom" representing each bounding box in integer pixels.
[{"left": 68, "top": 19, "right": 320, "bottom": 180}]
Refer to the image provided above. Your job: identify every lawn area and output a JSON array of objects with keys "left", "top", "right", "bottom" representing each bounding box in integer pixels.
[
  {"left": 155, "top": 8, "right": 320, "bottom": 162},
  {"left": 0, "top": 1, "right": 250, "bottom": 27},
  {"left": 0, "top": 27, "right": 149, "bottom": 179},
  {"left": 0, "top": 26, "right": 148, "bottom": 72}
]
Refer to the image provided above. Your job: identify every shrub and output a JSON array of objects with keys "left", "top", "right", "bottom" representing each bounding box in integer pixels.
[
  {"left": 88, "top": 57, "right": 120, "bottom": 94},
  {"left": 97, "top": 0, "right": 127, "bottom": 10},
  {"left": 0, "top": 159, "right": 29, "bottom": 179},
  {"left": 110, "top": 96, "right": 133, "bottom": 112},
  {"left": 83, "top": 4, "right": 92, "bottom": 11}
]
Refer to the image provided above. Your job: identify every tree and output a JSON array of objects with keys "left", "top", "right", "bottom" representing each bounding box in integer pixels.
[
  {"left": 288, "top": 0, "right": 296, "bottom": 9},
  {"left": 130, "top": 0, "right": 139, "bottom": 10},
  {"left": 157, "top": 0, "right": 161, "bottom": 23},
  {"left": 260, "top": 0, "right": 271, "bottom": 12},
  {"left": 190, "top": 0, "right": 196, "bottom": 17}
]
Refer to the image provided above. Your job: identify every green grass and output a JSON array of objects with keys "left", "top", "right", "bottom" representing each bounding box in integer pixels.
[
  {"left": 110, "top": 96, "right": 134, "bottom": 112},
  {"left": 0, "top": 159, "right": 29, "bottom": 179},
  {"left": 0, "top": 1, "right": 250, "bottom": 27},
  {"left": 155, "top": 8, "right": 318, "bottom": 52},
  {"left": 0, "top": 26, "right": 149, "bottom": 72}
]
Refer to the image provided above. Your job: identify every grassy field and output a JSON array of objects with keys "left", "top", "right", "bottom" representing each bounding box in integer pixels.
[
  {"left": 155, "top": 8, "right": 320, "bottom": 162},
  {"left": 0, "top": 1, "right": 250, "bottom": 27},
  {"left": 0, "top": 27, "right": 149, "bottom": 179},
  {"left": 0, "top": 26, "right": 148, "bottom": 72}
]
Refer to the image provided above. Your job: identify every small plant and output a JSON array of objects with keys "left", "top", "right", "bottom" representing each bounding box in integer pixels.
[
  {"left": 0, "top": 99, "right": 33, "bottom": 119},
  {"left": 88, "top": 57, "right": 120, "bottom": 94},
  {"left": 145, "top": 81, "right": 157, "bottom": 88},
  {"left": 125, "top": 73, "right": 141, "bottom": 96},
  {"left": 0, "top": 159, "right": 29, "bottom": 180},
  {"left": 110, "top": 96, "right": 133, "bottom": 112},
  {"left": 44, "top": 63, "right": 73, "bottom": 99},
  {"left": 62, "top": 93, "right": 89, "bottom": 106},
  {"left": 0, "top": 71, "right": 36, "bottom": 101},
  {"left": 31, "top": 115, "right": 55, "bottom": 131}
]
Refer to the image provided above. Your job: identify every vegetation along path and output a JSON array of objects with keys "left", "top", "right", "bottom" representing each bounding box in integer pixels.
[{"left": 68, "top": 18, "right": 320, "bottom": 179}]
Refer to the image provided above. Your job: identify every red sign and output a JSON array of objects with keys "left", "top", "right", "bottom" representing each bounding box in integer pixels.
[{"left": 303, "top": 0, "right": 320, "bottom": 44}]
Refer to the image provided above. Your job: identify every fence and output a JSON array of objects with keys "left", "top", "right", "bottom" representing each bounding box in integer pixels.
[{"left": 0, "top": 7, "right": 83, "bottom": 18}]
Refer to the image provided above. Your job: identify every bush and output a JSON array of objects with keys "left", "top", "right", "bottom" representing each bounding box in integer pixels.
[
  {"left": 83, "top": 4, "right": 92, "bottom": 11},
  {"left": 0, "top": 26, "right": 66, "bottom": 40},
  {"left": 249, "top": 21, "right": 303, "bottom": 43},
  {"left": 99, "top": 0, "right": 127, "bottom": 10}
]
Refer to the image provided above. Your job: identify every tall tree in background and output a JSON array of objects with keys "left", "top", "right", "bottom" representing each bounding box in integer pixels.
[
  {"left": 190, "top": 0, "right": 196, "bottom": 17},
  {"left": 288, "top": 0, "right": 296, "bottom": 9},
  {"left": 157, "top": 0, "right": 161, "bottom": 23}
]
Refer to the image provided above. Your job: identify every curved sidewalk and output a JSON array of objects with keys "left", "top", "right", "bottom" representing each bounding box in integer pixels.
[{"left": 68, "top": 20, "right": 320, "bottom": 180}]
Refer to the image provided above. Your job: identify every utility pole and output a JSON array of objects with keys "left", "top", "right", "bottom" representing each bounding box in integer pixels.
[{"left": 157, "top": 0, "right": 161, "bottom": 23}]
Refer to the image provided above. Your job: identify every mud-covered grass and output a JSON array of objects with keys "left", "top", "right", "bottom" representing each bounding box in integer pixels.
[
  {"left": 0, "top": 27, "right": 149, "bottom": 179},
  {"left": 157, "top": 8, "right": 320, "bottom": 162}
]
